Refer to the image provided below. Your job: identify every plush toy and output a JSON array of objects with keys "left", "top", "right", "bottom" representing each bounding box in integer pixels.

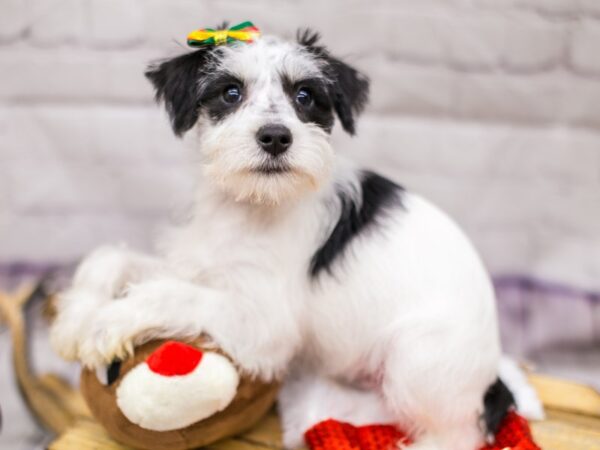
[{"left": 80, "top": 337, "right": 279, "bottom": 450}]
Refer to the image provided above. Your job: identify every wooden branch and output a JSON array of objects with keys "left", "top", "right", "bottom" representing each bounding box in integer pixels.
[{"left": 0, "top": 286, "right": 91, "bottom": 435}]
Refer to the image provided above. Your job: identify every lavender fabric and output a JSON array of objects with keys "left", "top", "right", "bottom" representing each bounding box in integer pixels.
[{"left": 495, "top": 275, "right": 600, "bottom": 388}]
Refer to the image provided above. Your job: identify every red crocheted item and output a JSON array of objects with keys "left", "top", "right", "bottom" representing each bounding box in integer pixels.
[
  {"left": 482, "top": 412, "right": 541, "bottom": 450},
  {"left": 304, "top": 419, "right": 408, "bottom": 450},
  {"left": 305, "top": 412, "right": 540, "bottom": 450}
]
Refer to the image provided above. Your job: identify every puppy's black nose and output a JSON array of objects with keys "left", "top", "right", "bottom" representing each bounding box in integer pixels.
[{"left": 256, "top": 124, "right": 292, "bottom": 156}]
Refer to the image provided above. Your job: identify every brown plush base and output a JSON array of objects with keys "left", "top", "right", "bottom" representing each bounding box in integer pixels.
[{"left": 80, "top": 339, "right": 279, "bottom": 450}]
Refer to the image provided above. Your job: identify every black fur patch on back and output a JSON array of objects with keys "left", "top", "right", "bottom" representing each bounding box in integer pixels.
[
  {"left": 483, "top": 378, "right": 515, "bottom": 435},
  {"left": 310, "top": 172, "right": 403, "bottom": 277}
]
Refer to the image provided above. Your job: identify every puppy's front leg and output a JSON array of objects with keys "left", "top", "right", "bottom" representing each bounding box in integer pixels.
[
  {"left": 72, "top": 244, "right": 163, "bottom": 296},
  {"left": 77, "top": 277, "right": 301, "bottom": 381},
  {"left": 51, "top": 245, "right": 163, "bottom": 360}
]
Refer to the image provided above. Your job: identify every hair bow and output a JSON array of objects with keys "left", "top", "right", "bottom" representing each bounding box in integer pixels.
[{"left": 187, "top": 21, "right": 260, "bottom": 47}]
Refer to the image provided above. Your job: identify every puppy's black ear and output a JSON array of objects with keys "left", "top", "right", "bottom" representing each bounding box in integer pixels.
[
  {"left": 145, "top": 48, "right": 213, "bottom": 137},
  {"left": 298, "top": 29, "right": 369, "bottom": 135},
  {"left": 325, "top": 56, "right": 370, "bottom": 135}
]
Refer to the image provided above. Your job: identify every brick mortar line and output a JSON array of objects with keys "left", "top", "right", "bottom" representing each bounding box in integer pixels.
[
  {"left": 380, "top": 52, "right": 600, "bottom": 80},
  {"left": 2, "top": 50, "right": 599, "bottom": 81},
  {"left": 357, "top": 112, "right": 600, "bottom": 134},
  {"left": 3, "top": 100, "right": 600, "bottom": 137},
  {"left": 0, "top": 98, "right": 155, "bottom": 107},
  {"left": 514, "top": 6, "right": 600, "bottom": 21},
  {"left": 6, "top": 206, "right": 174, "bottom": 218}
]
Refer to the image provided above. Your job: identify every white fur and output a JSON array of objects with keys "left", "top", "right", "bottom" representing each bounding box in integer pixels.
[
  {"left": 499, "top": 356, "right": 545, "bottom": 420},
  {"left": 50, "top": 34, "right": 540, "bottom": 450},
  {"left": 116, "top": 352, "right": 239, "bottom": 431}
]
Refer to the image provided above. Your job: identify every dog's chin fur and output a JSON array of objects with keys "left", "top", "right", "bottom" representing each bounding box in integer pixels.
[{"left": 206, "top": 168, "right": 324, "bottom": 205}]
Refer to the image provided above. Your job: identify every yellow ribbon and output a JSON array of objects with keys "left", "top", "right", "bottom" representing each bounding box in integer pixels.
[
  {"left": 187, "top": 22, "right": 260, "bottom": 47},
  {"left": 213, "top": 30, "right": 229, "bottom": 45}
]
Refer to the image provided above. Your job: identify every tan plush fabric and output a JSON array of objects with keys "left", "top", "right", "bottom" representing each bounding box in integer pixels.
[{"left": 80, "top": 338, "right": 279, "bottom": 450}]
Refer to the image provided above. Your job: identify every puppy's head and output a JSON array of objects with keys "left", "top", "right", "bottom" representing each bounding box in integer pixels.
[{"left": 146, "top": 28, "right": 369, "bottom": 205}]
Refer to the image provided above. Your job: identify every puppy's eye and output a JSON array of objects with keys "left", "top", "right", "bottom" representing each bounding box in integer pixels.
[
  {"left": 295, "top": 88, "right": 312, "bottom": 106},
  {"left": 223, "top": 85, "right": 242, "bottom": 104}
]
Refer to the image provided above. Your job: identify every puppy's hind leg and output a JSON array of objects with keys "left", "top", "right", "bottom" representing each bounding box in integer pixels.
[
  {"left": 381, "top": 325, "right": 499, "bottom": 450},
  {"left": 279, "top": 366, "right": 394, "bottom": 449}
]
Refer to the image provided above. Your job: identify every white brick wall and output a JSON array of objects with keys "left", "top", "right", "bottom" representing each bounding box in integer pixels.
[{"left": 2, "top": 0, "right": 600, "bottom": 291}]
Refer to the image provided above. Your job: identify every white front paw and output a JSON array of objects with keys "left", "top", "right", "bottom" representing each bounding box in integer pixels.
[
  {"left": 64, "top": 278, "right": 201, "bottom": 369},
  {"left": 50, "top": 317, "right": 81, "bottom": 361},
  {"left": 77, "top": 303, "right": 138, "bottom": 368},
  {"left": 51, "top": 289, "right": 107, "bottom": 361}
]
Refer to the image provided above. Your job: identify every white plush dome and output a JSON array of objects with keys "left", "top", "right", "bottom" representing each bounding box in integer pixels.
[{"left": 116, "top": 345, "right": 239, "bottom": 431}]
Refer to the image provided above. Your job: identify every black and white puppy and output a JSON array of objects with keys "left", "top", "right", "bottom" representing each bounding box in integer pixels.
[{"left": 51, "top": 29, "right": 541, "bottom": 449}]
